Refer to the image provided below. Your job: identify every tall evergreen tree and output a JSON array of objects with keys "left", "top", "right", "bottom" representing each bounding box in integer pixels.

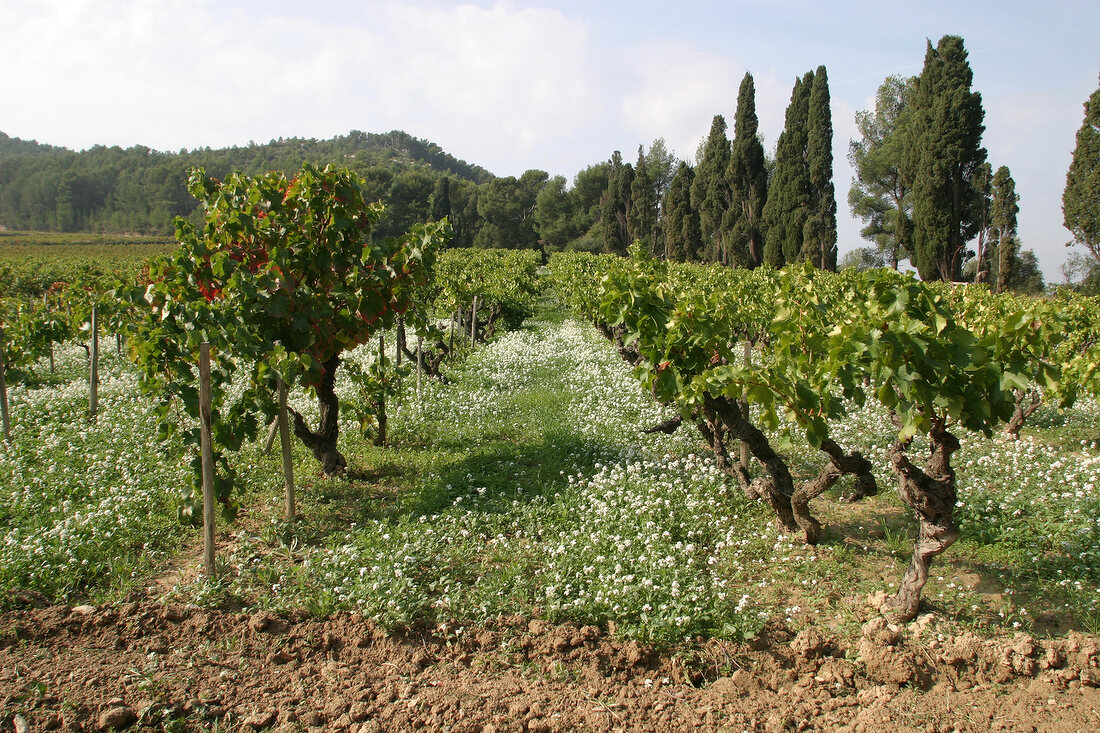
[
  {"left": 628, "top": 145, "right": 658, "bottom": 253},
  {"left": 600, "top": 150, "right": 634, "bottom": 254},
  {"left": 690, "top": 115, "right": 733, "bottom": 263},
  {"left": 429, "top": 175, "right": 453, "bottom": 246},
  {"left": 727, "top": 72, "right": 769, "bottom": 269},
  {"left": 430, "top": 176, "right": 451, "bottom": 222},
  {"left": 664, "top": 162, "right": 701, "bottom": 262},
  {"left": 1063, "top": 75, "right": 1100, "bottom": 267},
  {"left": 906, "top": 36, "right": 987, "bottom": 281},
  {"left": 762, "top": 71, "right": 814, "bottom": 267},
  {"left": 683, "top": 204, "right": 704, "bottom": 263},
  {"left": 848, "top": 75, "right": 916, "bottom": 269},
  {"left": 803, "top": 65, "right": 838, "bottom": 270},
  {"left": 990, "top": 165, "right": 1019, "bottom": 293}
]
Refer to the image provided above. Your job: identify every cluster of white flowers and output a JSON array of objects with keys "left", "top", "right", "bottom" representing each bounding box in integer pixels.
[{"left": 0, "top": 343, "right": 188, "bottom": 599}]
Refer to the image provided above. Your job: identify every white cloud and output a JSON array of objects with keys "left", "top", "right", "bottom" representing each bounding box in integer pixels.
[{"left": 1, "top": 0, "right": 598, "bottom": 172}]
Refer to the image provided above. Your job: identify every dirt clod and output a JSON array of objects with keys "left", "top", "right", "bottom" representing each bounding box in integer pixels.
[
  {"left": 243, "top": 710, "right": 278, "bottom": 729},
  {"left": 97, "top": 705, "right": 136, "bottom": 731}
]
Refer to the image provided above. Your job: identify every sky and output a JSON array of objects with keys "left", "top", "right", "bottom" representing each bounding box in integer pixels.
[{"left": 1, "top": 0, "right": 1098, "bottom": 280}]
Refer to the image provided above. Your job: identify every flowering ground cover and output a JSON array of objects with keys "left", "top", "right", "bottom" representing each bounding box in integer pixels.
[
  {"left": 3, "top": 310, "right": 1100, "bottom": 646},
  {"left": 0, "top": 343, "right": 189, "bottom": 602}
]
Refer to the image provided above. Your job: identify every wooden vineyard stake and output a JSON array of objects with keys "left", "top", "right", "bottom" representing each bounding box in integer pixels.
[
  {"left": 277, "top": 375, "right": 296, "bottom": 520},
  {"left": 450, "top": 309, "right": 459, "bottom": 354},
  {"left": 470, "top": 296, "right": 479, "bottom": 346},
  {"left": 376, "top": 332, "right": 387, "bottom": 446},
  {"left": 263, "top": 417, "right": 279, "bottom": 454},
  {"left": 45, "top": 294, "right": 54, "bottom": 374},
  {"left": 416, "top": 335, "right": 423, "bottom": 400},
  {"left": 740, "top": 341, "right": 751, "bottom": 467},
  {"left": 0, "top": 327, "right": 11, "bottom": 443},
  {"left": 198, "top": 342, "right": 217, "bottom": 578},
  {"left": 89, "top": 306, "right": 99, "bottom": 420},
  {"left": 395, "top": 315, "right": 404, "bottom": 367}
]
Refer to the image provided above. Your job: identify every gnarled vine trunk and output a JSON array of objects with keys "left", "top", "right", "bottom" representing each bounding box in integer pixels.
[
  {"left": 707, "top": 396, "right": 799, "bottom": 533},
  {"left": 289, "top": 353, "right": 348, "bottom": 476},
  {"left": 790, "top": 439, "right": 878, "bottom": 545},
  {"left": 1004, "top": 388, "right": 1041, "bottom": 438},
  {"left": 886, "top": 420, "right": 960, "bottom": 620},
  {"left": 704, "top": 397, "right": 878, "bottom": 545}
]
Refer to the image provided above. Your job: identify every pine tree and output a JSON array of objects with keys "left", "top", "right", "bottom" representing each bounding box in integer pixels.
[
  {"left": 990, "top": 165, "right": 1019, "bottom": 293},
  {"left": 848, "top": 75, "right": 917, "bottom": 269},
  {"left": 907, "top": 36, "right": 987, "bottom": 281},
  {"left": 690, "top": 115, "right": 733, "bottom": 263},
  {"left": 762, "top": 71, "right": 814, "bottom": 267},
  {"left": 600, "top": 151, "right": 634, "bottom": 254},
  {"left": 628, "top": 145, "right": 658, "bottom": 253},
  {"left": 727, "top": 72, "right": 769, "bottom": 269},
  {"left": 1063, "top": 75, "right": 1100, "bottom": 267},
  {"left": 803, "top": 66, "right": 837, "bottom": 270}
]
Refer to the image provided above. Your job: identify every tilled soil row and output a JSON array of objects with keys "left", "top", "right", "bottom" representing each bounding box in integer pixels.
[{"left": 2, "top": 595, "right": 1100, "bottom": 732}]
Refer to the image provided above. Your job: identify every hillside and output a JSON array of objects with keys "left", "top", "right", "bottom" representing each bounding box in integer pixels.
[{"left": 0, "top": 129, "right": 493, "bottom": 235}]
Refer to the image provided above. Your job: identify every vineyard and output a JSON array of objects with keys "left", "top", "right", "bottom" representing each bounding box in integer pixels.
[{"left": 3, "top": 191, "right": 1100, "bottom": 729}]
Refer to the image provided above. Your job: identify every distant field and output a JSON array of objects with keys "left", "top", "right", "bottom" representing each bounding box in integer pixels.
[
  {"left": 0, "top": 230, "right": 176, "bottom": 296},
  {"left": 0, "top": 229, "right": 176, "bottom": 259}
]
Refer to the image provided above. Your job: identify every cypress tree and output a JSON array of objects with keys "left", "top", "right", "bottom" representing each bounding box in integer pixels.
[
  {"left": 762, "top": 71, "right": 814, "bottom": 267},
  {"left": 664, "top": 162, "right": 698, "bottom": 261},
  {"left": 600, "top": 151, "right": 634, "bottom": 254},
  {"left": 1063, "top": 75, "right": 1100, "bottom": 267},
  {"left": 628, "top": 145, "right": 658, "bottom": 252},
  {"left": 690, "top": 115, "right": 733, "bottom": 264},
  {"left": 727, "top": 72, "right": 769, "bottom": 269},
  {"left": 803, "top": 65, "right": 838, "bottom": 270},
  {"left": 907, "top": 36, "right": 987, "bottom": 281},
  {"left": 991, "top": 165, "right": 1019, "bottom": 293}
]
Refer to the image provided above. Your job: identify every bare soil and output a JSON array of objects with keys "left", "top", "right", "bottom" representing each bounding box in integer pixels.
[{"left": 3, "top": 593, "right": 1100, "bottom": 732}]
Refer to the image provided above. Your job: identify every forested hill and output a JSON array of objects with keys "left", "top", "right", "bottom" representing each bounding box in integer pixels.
[
  {"left": 0, "top": 132, "right": 60, "bottom": 157},
  {"left": 0, "top": 129, "right": 493, "bottom": 236}
]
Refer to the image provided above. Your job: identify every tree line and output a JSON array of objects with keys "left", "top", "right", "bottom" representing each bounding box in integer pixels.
[{"left": 1, "top": 34, "right": 1097, "bottom": 292}]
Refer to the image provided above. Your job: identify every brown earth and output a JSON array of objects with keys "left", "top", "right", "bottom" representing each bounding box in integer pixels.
[{"left": 2, "top": 594, "right": 1100, "bottom": 732}]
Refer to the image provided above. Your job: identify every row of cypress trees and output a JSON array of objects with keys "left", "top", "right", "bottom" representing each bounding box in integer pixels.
[
  {"left": 604, "top": 34, "right": 1042, "bottom": 284},
  {"left": 600, "top": 68, "right": 838, "bottom": 271}
]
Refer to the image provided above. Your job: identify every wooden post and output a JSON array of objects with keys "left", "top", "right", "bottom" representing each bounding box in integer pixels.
[
  {"left": 45, "top": 293, "right": 54, "bottom": 374},
  {"left": 116, "top": 332, "right": 122, "bottom": 356},
  {"left": 469, "top": 296, "right": 479, "bottom": 346},
  {"left": 0, "top": 327, "right": 11, "bottom": 443},
  {"left": 376, "top": 332, "right": 387, "bottom": 446},
  {"left": 450, "top": 308, "right": 459, "bottom": 354},
  {"left": 740, "top": 341, "right": 751, "bottom": 467},
  {"left": 263, "top": 417, "right": 279, "bottom": 454},
  {"left": 416, "top": 335, "right": 423, "bottom": 400},
  {"left": 277, "top": 375, "right": 296, "bottom": 520},
  {"left": 199, "top": 343, "right": 216, "bottom": 578},
  {"left": 89, "top": 306, "right": 99, "bottom": 420},
  {"left": 395, "top": 315, "right": 404, "bottom": 368}
]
